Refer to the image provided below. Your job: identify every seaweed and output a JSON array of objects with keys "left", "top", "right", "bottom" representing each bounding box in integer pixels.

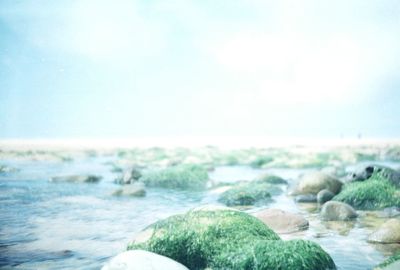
[
  {"left": 140, "top": 164, "right": 209, "bottom": 190},
  {"left": 128, "top": 209, "right": 336, "bottom": 270}
]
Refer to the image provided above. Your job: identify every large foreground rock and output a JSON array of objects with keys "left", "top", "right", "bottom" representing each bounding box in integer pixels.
[
  {"left": 292, "top": 172, "right": 342, "bottom": 195},
  {"left": 101, "top": 250, "right": 189, "bottom": 270},
  {"left": 320, "top": 201, "right": 357, "bottom": 221},
  {"left": 50, "top": 175, "right": 101, "bottom": 183},
  {"left": 368, "top": 219, "right": 400, "bottom": 244},
  {"left": 254, "top": 208, "right": 309, "bottom": 234},
  {"left": 128, "top": 208, "right": 336, "bottom": 270}
]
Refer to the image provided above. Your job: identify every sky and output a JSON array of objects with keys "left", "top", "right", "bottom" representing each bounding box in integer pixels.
[{"left": 0, "top": 0, "right": 399, "bottom": 139}]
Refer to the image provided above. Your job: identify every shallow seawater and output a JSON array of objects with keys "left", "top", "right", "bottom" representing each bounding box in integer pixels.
[{"left": 0, "top": 158, "right": 399, "bottom": 269}]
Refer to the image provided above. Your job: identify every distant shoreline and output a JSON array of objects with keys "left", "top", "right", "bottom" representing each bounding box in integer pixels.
[{"left": 1, "top": 137, "right": 400, "bottom": 150}]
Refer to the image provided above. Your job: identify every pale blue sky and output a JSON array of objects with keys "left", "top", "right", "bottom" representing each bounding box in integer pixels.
[{"left": 0, "top": 0, "right": 399, "bottom": 139}]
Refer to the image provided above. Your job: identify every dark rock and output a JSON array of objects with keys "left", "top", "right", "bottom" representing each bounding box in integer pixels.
[
  {"left": 50, "top": 175, "right": 102, "bottom": 183},
  {"left": 317, "top": 189, "right": 335, "bottom": 204}
]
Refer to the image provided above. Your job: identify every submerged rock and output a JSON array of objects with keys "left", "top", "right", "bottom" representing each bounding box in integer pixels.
[
  {"left": 140, "top": 164, "right": 209, "bottom": 190},
  {"left": 128, "top": 208, "right": 336, "bottom": 270},
  {"left": 295, "top": 194, "right": 317, "bottom": 203},
  {"left": 50, "top": 175, "right": 102, "bottom": 183},
  {"left": 333, "top": 173, "right": 400, "bottom": 210},
  {"left": 218, "top": 181, "right": 281, "bottom": 207},
  {"left": 374, "top": 252, "right": 400, "bottom": 270},
  {"left": 317, "top": 189, "right": 335, "bottom": 204},
  {"left": 113, "top": 183, "right": 146, "bottom": 197},
  {"left": 101, "top": 250, "right": 189, "bottom": 270},
  {"left": 368, "top": 219, "right": 400, "bottom": 244},
  {"left": 291, "top": 172, "right": 342, "bottom": 196},
  {"left": 320, "top": 201, "right": 357, "bottom": 221},
  {"left": 254, "top": 208, "right": 309, "bottom": 234}
]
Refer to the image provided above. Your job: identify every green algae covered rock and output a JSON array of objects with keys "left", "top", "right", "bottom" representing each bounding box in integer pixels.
[
  {"left": 374, "top": 252, "right": 400, "bottom": 270},
  {"left": 217, "top": 181, "right": 281, "bottom": 206},
  {"left": 128, "top": 208, "right": 336, "bottom": 270},
  {"left": 333, "top": 173, "right": 400, "bottom": 210},
  {"left": 255, "top": 173, "right": 288, "bottom": 185},
  {"left": 140, "top": 164, "right": 209, "bottom": 190}
]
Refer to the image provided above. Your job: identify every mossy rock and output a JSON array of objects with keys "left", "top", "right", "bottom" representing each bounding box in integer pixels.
[
  {"left": 374, "top": 252, "right": 400, "bottom": 270},
  {"left": 347, "top": 165, "right": 400, "bottom": 188},
  {"left": 334, "top": 173, "right": 400, "bottom": 210},
  {"left": 218, "top": 181, "right": 281, "bottom": 206},
  {"left": 128, "top": 208, "right": 336, "bottom": 270},
  {"left": 250, "top": 156, "right": 274, "bottom": 168},
  {"left": 140, "top": 164, "right": 209, "bottom": 190},
  {"left": 255, "top": 174, "right": 288, "bottom": 185}
]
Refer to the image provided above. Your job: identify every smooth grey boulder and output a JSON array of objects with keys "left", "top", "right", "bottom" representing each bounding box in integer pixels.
[
  {"left": 317, "top": 189, "right": 335, "bottom": 204},
  {"left": 254, "top": 208, "right": 309, "bottom": 234},
  {"left": 320, "top": 201, "right": 357, "bottom": 221},
  {"left": 292, "top": 172, "right": 343, "bottom": 195},
  {"left": 368, "top": 219, "right": 400, "bottom": 244},
  {"left": 101, "top": 250, "right": 189, "bottom": 270}
]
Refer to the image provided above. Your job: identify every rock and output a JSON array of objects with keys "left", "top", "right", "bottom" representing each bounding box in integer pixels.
[
  {"left": 333, "top": 174, "right": 400, "bottom": 210},
  {"left": 0, "top": 165, "right": 19, "bottom": 174},
  {"left": 368, "top": 219, "right": 400, "bottom": 244},
  {"left": 317, "top": 189, "right": 335, "bottom": 204},
  {"left": 101, "top": 250, "right": 189, "bottom": 270},
  {"left": 321, "top": 166, "right": 346, "bottom": 178},
  {"left": 113, "top": 183, "right": 146, "bottom": 197},
  {"left": 128, "top": 208, "right": 336, "bottom": 270},
  {"left": 374, "top": 252, "right": 400, "bottom": 270},
  {"left": 346, "top": 165, "right": 400, "bottom": 188},
  {"left": 218, "top": 181, "right": 281, "bottom": 207},
  {"left": 140, "top": 164, "right": 209, "bottom": 190},
  {"left": 50, "top": 175, "right": 102, "bottom": 183},
  {"left": 255, "top": 173, "right": 288, "bottom": 185},
  {"left": 254, "top": 208, "right": 309, "bottom": 234},
  {"left": 115, "top": 167, "right": 142, "bottom": 185},
  {"left": 295, "top": 194, "right": 317, "bottom": 203},
  {"left": 292, "top": 172, "right": 343, "bottom": 195},
  {"left": 320, "top": 201, "right": 357, "bottom": 221}
]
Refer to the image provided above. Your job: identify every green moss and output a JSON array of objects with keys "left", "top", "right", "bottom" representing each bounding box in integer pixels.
[
  {"left": 218, "top": 182, "right": 280, "bottom": 206},
  {"left": 255, "top": 174, "right": 288, "bottom": 185},
  {"left": 128, "top": 209, "right": 335, "bottom": 270},
  {"left": 375, "top": 252, "right": 400, "bottom": 269},
  {"left": 334, "top": 174, "right": 400, "bottom": 210},
  {"left": 250, "top": 156, "right": 274, "bottom": 168},
  {"left": 140, "top": 164, "right": 209, "bottom": 190}
]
